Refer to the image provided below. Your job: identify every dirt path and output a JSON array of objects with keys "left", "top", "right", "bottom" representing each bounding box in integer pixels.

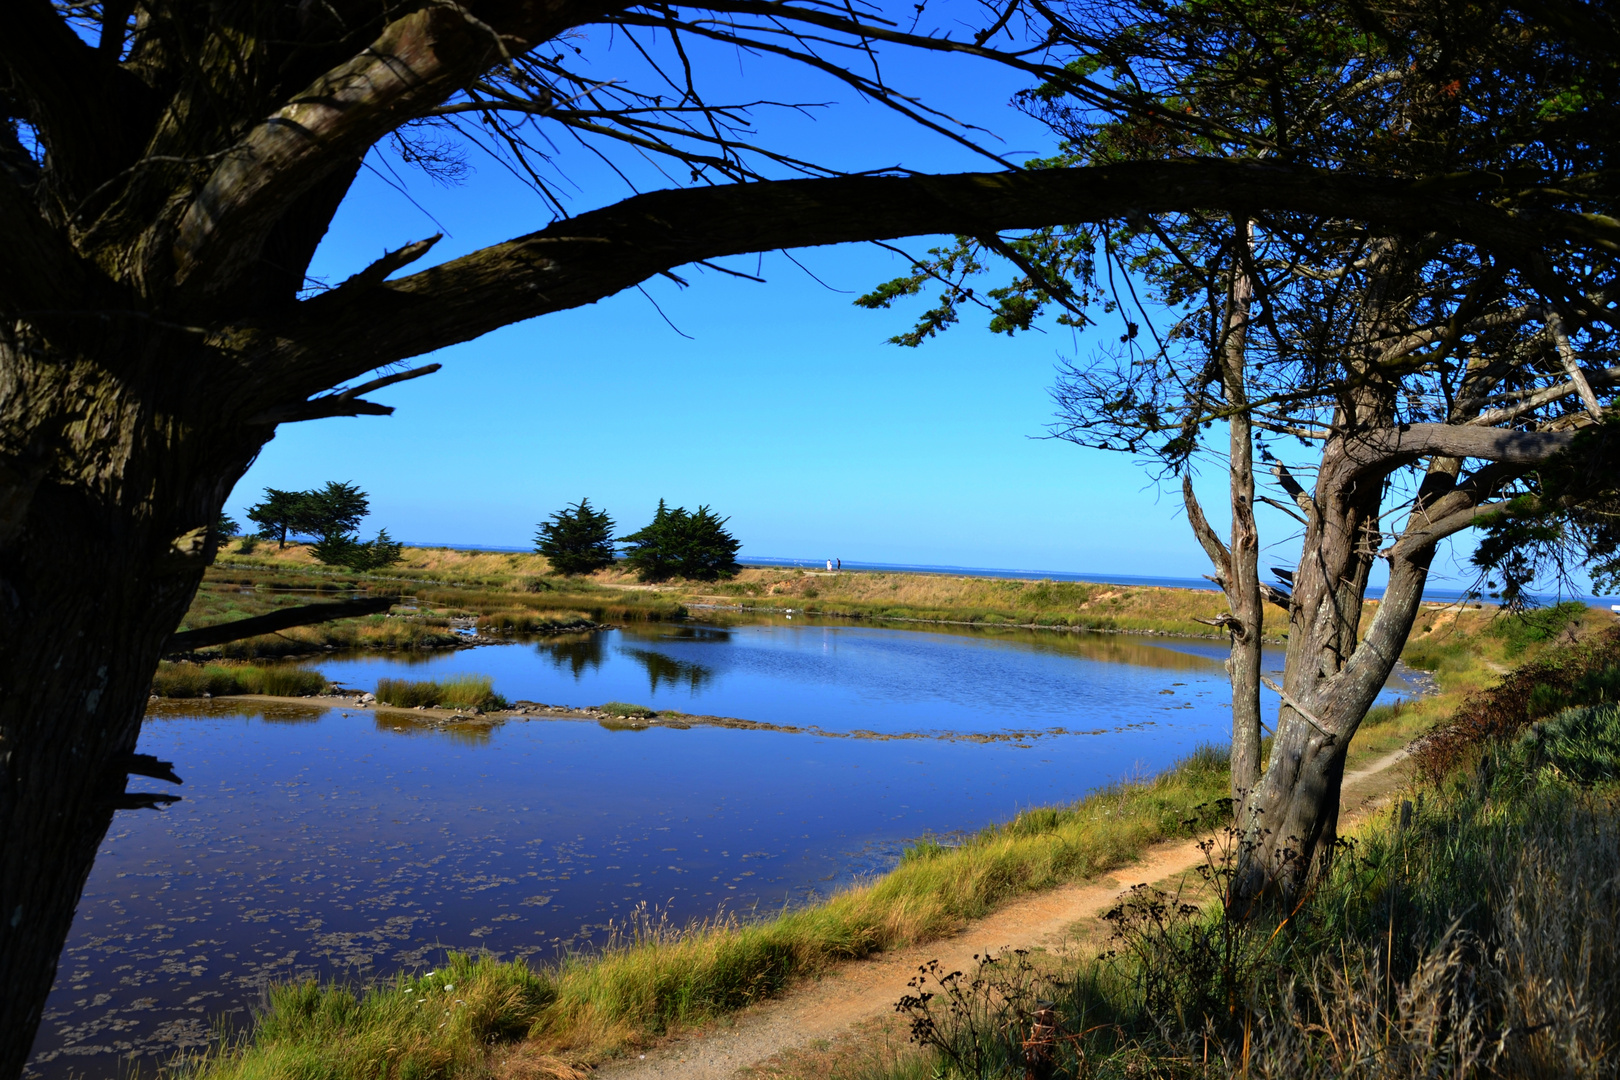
[{"left": 594, "top": 745, "right": 1414, "bottom": 1080}]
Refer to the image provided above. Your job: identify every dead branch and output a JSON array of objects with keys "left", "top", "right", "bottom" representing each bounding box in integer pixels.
[{"left": 164, "top": 596, "right": 397, "bottom": 653}]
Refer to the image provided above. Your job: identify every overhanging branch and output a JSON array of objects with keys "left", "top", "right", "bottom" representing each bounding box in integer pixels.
[
  {"left": 273, "top": 160, "right": 1616, "bottom": 390},
  {"left": 165, "top": 596, "right": 397, "bottom": 653}
]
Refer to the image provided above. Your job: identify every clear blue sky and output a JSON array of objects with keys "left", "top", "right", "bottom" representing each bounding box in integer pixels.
[{"left": 224, "top": 11, "right": 1553, "bottom": 594}]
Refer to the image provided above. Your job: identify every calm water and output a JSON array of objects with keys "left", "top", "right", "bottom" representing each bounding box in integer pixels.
[{"left": 28, "top": 619, "right": 1415, "bottom": 1077}]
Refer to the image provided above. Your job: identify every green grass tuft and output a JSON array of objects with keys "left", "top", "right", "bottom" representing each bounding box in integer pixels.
[
  {"left": 151, "top": 661, "right": 326, "bottom": 698},
  {"left": 375, "top": 675, "right": 503, "bottom": 711},
  {"left": 601, "top": 702, "right": 657, "bottom": 719}
]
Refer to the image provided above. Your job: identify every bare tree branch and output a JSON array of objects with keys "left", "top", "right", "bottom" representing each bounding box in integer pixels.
[
  {"left": 1182, "top": 475, "right": 1232, "bottom": 579},
  {"left": 272, "top": 160, "right": 1618, "bottom": 393},
  {"left": 165, "top": 596, "right": 397, "bottom": 653}
]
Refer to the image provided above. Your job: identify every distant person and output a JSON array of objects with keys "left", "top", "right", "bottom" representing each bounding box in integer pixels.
[
  {"left": 836, "top": 558, "right": 841, "bottom": 570},
  {"left": 826, "top": 559, "right": 833, "bottom": 571}
]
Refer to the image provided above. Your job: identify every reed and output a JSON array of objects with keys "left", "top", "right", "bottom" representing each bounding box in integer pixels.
[
  {"left": 150, "top": 661, "right": 327, "bottom": 698},
  {"left": 375, "top": 674, "right": 502, "bottom": 711}
]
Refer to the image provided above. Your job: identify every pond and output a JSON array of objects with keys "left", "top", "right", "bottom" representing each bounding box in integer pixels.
[{"left": 27, "top": 617, "right": 1417, "bottom": 1077}]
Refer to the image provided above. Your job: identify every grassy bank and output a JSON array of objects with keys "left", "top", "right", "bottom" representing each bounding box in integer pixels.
[
  {"left": 206, "top": 543, "right": 1273, "bottom": 637},
  {"left": 686, "top": 568, "right": 1295, "bottom": 637},
  {"left": 203, "top": 542, "right": 1616, "bottom": 649},
  {"left": 874, "top": 634, "right": 1620, "bottom": 1080}
]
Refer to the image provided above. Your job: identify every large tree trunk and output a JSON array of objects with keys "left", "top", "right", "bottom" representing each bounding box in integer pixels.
[
  {"left": 1232, "top": 247, "right": 1417, "bottom": 905},
  {"left": 0, "top": 329, "right": 259, "bottom": 1076}
]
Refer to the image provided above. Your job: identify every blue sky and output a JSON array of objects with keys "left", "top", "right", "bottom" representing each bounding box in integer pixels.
[{"left": 225, "top": 11, "right": 1559, "bottom": 593}]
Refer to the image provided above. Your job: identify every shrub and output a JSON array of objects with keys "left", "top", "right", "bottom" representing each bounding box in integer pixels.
[
  {"left": 1509, "top": 702, "right": 1620, "bottom": 786},
  {"left": 534, "top": 497, "right": 617, "bottom": 576},
  {"left": 1486, "top": 600, "right": 1588, "bottom": 655},
  {"left": 1415, "top": 624, "right": 1620, "bottom": 777}
]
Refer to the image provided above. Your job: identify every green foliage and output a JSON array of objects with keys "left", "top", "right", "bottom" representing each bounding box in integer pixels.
[
  {"left": 534, "top": 497, "right": 616, "bottom": 575},
  {"left": 854, "top": 229, "right": 1097, "bottom": 347},
  {"left": 1470, "top": 419, "right": 1620, "bottom": 604},
  {"left": 620, "top": 499, "right": 741, "bottom": 582},
  {"left": 1417, "top": 626, "right": 1620, "bottom": 777},
  {"left": 1509, "top": 703, "right": 1620, "bottom": 786},
  {"left": 246, "top": 487, "right": 308, "bottom": 548},
  {"left": 213, "top": 511, "right": 239, "bottom": 540},
  {"left": 1485, "top": 600, "right": 1587, "bottom": 656},
  {"left": 248, "top": 481, "right": 387, "bottom": 567},
  {"left": 313, "top": 527, "right": 404, "bottom": 571}
]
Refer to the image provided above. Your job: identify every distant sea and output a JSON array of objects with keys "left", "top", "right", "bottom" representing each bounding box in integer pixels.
[{"left": 401, "top": 541, "right": 1617, "bottom": 608}]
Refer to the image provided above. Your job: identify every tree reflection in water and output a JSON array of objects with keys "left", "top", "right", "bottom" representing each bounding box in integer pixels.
[
  {"left": 538, "top": 632, "right": 607, "bottom": 678},
  {"left": 622, "top": 648, "right": 714, "bottom": 694}
]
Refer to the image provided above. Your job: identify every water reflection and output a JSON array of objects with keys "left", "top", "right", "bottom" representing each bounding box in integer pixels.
[
  {"left": 145, "top": 698, "right": 325, "bottom": 723},
  {"left": 540, "top": 632, "right": 606, "bottom": 678},
  {"left": 622, "top": 647, "right": 714, "bottom": 694},
  {"left": 373, "top": 709, "right": 498, "bottom": 745}
]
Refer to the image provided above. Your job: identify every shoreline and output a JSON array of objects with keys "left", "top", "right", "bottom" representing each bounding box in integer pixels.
[{"left": 149, "top": 693, "right": 1176, "bottom": 746}]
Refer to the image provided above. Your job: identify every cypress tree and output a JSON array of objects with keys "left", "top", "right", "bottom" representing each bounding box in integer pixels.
[
  {"left": 619, "top": 499, "right": 684, "bottom": 582},
  {"left": 535, "top": 498, "right": 617, "bottom": 575},
  {"left": 621, "top": 500, "right": 740, "bottom": 582},
  {"left": 677, "top": 504, "right": 742, "bottom": 580}
]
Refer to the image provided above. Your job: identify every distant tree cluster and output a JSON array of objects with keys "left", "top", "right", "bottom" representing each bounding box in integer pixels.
[
  {"left": 245, "top": 482, "right": 402, "bottom": 571},
  {"left": 536, "top": 498, "right": 740, "bottom": 582}
]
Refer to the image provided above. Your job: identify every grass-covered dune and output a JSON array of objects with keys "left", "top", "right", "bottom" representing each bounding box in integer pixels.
[{"left": 206, "top": 541, "right": 1619, "bottom": 649}]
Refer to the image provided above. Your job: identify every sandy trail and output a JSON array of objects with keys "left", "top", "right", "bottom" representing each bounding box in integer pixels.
[{"left": 594, "top": 746, "right": 1414, "bottom": 1080}]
